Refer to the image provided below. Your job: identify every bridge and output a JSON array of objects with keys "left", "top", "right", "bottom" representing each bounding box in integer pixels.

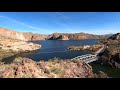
[{"left": 71, "top": 45, "right": 106, "bottom": 63}]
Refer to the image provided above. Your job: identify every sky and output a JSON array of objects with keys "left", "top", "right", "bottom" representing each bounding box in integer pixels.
[{"left": 0, "top": 12, "right": 120, "bottom": 35}]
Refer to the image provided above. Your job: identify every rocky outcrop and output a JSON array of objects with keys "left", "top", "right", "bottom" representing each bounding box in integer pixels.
[
  {"left": 58, "top": 35, "right": 69, "bottom": 40},
  {"left": 52, "top": 33, "right": 61, "bottom": 39},
  {"left": 68, "top": 44, "right": 102, "bottom": 52},
  {"left": 0, "top": 27, "right": 46, "bottom": 41},
  {"left": 48, "top": 32, "right": 107, "bottom": 40},
  {"left": 98, "top": 33, "right": 120, "bottom": 68},
  {"left": 22, "top": 32, "right": 46, "bottom": 41},
  {"left": 0, "top": 57, "right": 94, "bottom": 78},
  {"left": 0, "top": 35, "right": 41, "bottom": 60},
  {"left": 48, "top": 33, "right": 69, "bottom": 40}
]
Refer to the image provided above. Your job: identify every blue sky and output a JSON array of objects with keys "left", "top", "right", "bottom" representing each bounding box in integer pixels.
[{"left": 0, "top": 12, "right": 119, "bottom": 35}]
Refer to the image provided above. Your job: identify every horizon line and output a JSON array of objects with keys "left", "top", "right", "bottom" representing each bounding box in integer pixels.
[{"left": 0, "top": 26, "right": 117, "bottom": 35}]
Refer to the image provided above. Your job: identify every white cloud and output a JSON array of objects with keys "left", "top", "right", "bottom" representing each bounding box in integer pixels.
[
  {"left": 55, "top": 12, "right": 70, "bottom": 19},
  {"left": 0, "top": 15, "right": 50, "bottom": 32}
]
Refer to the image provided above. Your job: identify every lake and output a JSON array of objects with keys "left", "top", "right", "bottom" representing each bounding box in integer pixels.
[
  {"left": 2, "top": 39, "right": 120, "bottom": 78},
  {"left": 18, "top": 39, "right": 100, "bottom": 61}
]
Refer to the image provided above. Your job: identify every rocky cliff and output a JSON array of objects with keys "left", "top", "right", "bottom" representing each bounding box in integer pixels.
[
  {"left": 48, "top": 32, "right": 107, "bottom": 40},
  {"left": 0, "top": 27, "right": 46, "bottom": 41},
  {"left": 0, "top": 57, "right": 94, "bottom": 78}
]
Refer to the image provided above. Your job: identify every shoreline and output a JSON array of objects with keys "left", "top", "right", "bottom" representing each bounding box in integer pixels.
[{"left": 0, "top": 36, "right": 42, "bottom": 62}]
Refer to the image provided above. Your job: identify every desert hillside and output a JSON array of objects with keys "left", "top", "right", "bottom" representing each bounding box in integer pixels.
[
  {"left": 0, "top": 34, "right": 41, "bottom": 60},
  {"left": 47, "top": 32, "right": 107, "bottom": 40},
  {"left": 98, "top": 33, "right": 120, "bottom": 68},
  {"left": 0, "top": 27, "right": 46, "bottom": 41},
  {"left": 0, "top": 27, "right": 107, "bottom": 41}
]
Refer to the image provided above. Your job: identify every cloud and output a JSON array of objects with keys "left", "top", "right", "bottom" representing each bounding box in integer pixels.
[
  {"left": 0, "top": 15, "right": 49, "bottom": 31},
  {"left": 55, "top": 12, "right": 74, "bottom": 31},
  {"left": 55, "top": 12, "right": 71, "bottom": 19}
]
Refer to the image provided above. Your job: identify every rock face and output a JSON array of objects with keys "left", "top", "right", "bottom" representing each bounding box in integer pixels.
[
  {"left": 58, "top": 35, "right": 69, "bottom": 40},
  {"left": 48, "top": 33, "right": 69, "bottom": 40},
  {"left": 0, "top": 27, "right": 46, "bottom": 41},
  {"left": 52, "top": 33, "right": 61, "bottom": 39},
  {"left": 98, "top": 33, "right": 120, "bottom": 68},
  {"left": 0, "top": 57, "right": 94, "bottom": 78},
  {"left": 48, "top": 32, "right": 107, "bottom": 40}
]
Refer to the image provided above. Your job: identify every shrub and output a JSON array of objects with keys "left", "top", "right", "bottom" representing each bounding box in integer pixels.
[
  {"left": 94, "top": 71, "right": 109, "bottom": 78},
  {"left": 100, "top": 56, "right": 108, "bottom": 62}
]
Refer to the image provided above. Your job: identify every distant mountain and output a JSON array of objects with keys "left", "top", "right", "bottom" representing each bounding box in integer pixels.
[
  {"left": 0, "top": 27, "right": 108, "bottom": 41},
  {"left": 104, "top": 33, "right": 114, "bottom": 38},
  {"left": 0, "top": 27, "right": 46, "bottom": 41},
  {"left": 47, "top": 32, "right": 107, "bottom": 40}
]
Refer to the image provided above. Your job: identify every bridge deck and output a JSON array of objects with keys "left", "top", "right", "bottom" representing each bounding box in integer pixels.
[{"left": 71, "top": 45, "right": 106, "bottom": 63}]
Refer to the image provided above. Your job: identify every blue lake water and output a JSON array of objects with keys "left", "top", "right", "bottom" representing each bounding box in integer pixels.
[{"left": 19, "top": 39, "right": 100, "bottom": 61}]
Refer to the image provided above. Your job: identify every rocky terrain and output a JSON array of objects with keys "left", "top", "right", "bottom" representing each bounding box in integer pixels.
[
  {"left": 0, "top": 27, "right": 107, "bottom": 41},
  {"left": 0, "top": 57, "right": 94, "bottom": 78},
  {"left": 98, "top": 33, "right": 120, "bottom": 68},
  {"left": 48, "top": 32, "right": 107, "bottom": 40},
  {"left": 0, "top": 35, "right": 41, "bottom": 61},
  {"left": 0, "top": 27, "right": 46, "bottom": 41},
  {"left": 68, "top": 44, "right": 103, "bottom": 53}
]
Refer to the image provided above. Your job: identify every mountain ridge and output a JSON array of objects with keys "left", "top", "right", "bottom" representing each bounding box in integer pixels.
[{"left": 0, "top": 27, "right": 108, "bottom": 41}]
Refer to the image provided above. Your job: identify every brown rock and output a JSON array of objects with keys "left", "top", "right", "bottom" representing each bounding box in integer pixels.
[
  {"left": 0, "top": 57, "right": 94, "bottom": 78},
  {"left": 98, "top": 33, "right": 120, "bottom": 68},
  {"left": 0, "top": 27, "right": 46, "bottom": 41},
  {"left": 58, "top": 35, "right": 69, "bottom": 40},
  {"left": 47, "top": 32, "right": 107, "bottom": 40}
]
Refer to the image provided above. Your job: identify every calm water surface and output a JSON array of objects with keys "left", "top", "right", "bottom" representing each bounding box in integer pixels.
[{"left": 18, "top": 39, "right": 100, "bottom": 61}]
